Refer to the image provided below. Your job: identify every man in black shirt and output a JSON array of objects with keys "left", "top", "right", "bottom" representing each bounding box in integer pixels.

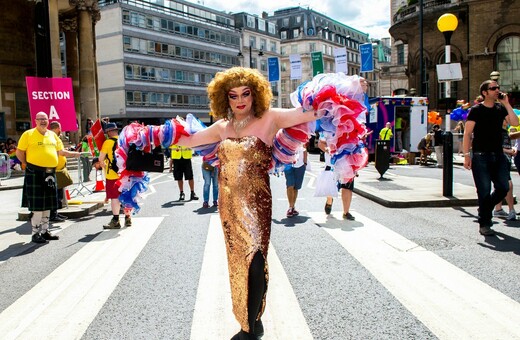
[{"left": 462, "top": 80, "right": 519, "bottom": 236}]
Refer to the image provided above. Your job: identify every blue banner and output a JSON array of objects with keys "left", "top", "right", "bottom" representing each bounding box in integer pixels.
[
  {"left": 268, "top": 57, "right": 280, "bottom": 82},
  {"left": 360, "top": 43, "right": 374, "bottom": 72}
]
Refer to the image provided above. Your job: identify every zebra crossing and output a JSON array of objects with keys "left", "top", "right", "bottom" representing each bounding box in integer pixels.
[{"left": 1, "top": 210, "right": 520, "bottom": 339}]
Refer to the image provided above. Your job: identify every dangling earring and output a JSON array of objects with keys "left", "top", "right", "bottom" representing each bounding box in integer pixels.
[{"left": 227, "top": 107, "right": 234, "bottom": 120}]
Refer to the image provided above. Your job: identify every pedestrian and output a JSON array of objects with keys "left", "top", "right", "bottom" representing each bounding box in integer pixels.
[
  {"left": 395, "top": 116, "right": 403, "bottom": 151},
  {"left": 493, "top": 120, "right": 516, "bottom": 220},
  {"left": 201, "top": 160, "right": 218, "bottom": 208},
  {"left": 169, "top": 144, "right": 199, "bottom": 201},
  {"left": 98, "top": 122, "right": 132, "bottom": 229},
  {"left": 78, "top": 135, "right": 93, "bottom": 182},
  {"left": 379, "top": 122, "right": 393, "bottom": 141},
  {"left": 432, "top": 124, "right": 444, "bottom": 168},
  {"left": 417, "top": 133, "right": 433, "bottom": 166},
  {"left": 284, "top": 144, "right": 307, "bottom": 218},
  {"left": 453, "top": 120, "right": 465, "bottom": 155},
  {"left": 16, "top": 112, "right": 80, "bottom": 243},
  {"left": 318, "top": 135, "right": 355, "bottom": 220},
  {"left": 462, "top": 80, "right": 519, "bottom": 236},
  {"left": 49, "top": 121, "right": 72, "bottom": 222}
]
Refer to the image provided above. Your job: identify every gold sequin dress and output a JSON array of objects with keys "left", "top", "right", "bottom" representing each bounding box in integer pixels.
[{"left": 218, "top": 136, "right": 272, "bottom": 332}]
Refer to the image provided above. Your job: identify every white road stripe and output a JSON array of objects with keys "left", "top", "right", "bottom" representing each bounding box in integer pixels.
[
  {"left": 309, "top": 211, "right": 520, "bottom": 339},
  {"left": 0, "top": 217, "right": 162, "bottom": 340},
  {"left": 191, "top": 215, "right": 312, "bottom": 340}
]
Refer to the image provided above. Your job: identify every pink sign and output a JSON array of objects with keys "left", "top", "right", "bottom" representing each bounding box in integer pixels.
[{"left": 26, "top": 77, "right": 77, "bottom": 131}]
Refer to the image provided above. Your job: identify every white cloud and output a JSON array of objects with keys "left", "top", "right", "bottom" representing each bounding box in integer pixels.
[{"left": 186, "top": 0, "right": 390, "bottom": 39}]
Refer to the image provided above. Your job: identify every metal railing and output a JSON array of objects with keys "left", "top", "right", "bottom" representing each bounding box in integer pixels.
[
  {"left": 68, "top": 153, "right": 94, "bottom": 197},
  {"left": 0, "top": 153, "right": 12, "bottom": 185}
]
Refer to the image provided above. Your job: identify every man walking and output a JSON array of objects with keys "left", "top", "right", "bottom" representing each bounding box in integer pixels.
[
  {"left": 169, "top": 144, "right": 199, "bottom": 201},
  {"left": 463, "top": 80, "right": 519, "bottom": 236},
  {"left": 16, "top": 113, "right": 80, "bottom": 243},
  {"left": 99, "top": 122, "right": 132, "bottom": 229}
]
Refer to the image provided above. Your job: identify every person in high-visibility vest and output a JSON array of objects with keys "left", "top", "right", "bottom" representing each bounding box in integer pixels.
[
  {"left": 169, "top": 144, "right": 199, "bottom": 201},
  {"left": 379, "top": 122, "right": 393, "bottom": 141}
]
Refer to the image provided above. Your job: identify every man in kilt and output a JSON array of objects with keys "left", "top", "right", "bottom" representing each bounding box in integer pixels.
[{"left": 16, "top": 112, "right": 81, "bottom": 244}]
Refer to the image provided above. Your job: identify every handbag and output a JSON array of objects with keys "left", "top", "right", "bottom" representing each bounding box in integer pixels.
[
  {"left": 126, "top": 144, "right": 165, "bottom": 173},
  {"left": 56, "top": 168, "right": 74, "bottom": 189},
  {"left": 314, "top": 169, "right": 339, "bottom": 197},
  {"left": 202, "top": 161, "right": 215, "bottom": 171}
]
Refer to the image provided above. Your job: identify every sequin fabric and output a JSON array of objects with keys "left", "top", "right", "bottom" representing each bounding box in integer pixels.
[{"left": 218, "top": 136, "right": 272, "bottom": 332}]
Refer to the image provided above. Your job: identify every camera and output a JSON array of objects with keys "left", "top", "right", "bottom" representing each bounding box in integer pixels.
[{"left": 498, "top": 92, "right": 505, "bottom": 100}]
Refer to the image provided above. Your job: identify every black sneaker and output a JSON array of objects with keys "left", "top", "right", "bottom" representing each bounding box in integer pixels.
[
  {"left": 32, "top": 233, "right": 48, "bottom": 244},
  {"left": 190, "top": 192, "right": 199, "bottom": 200},
  {"left": 343, "top": 212, "right": 355, "bottom": 220},
  {"left": 42, "top": 231, "right": 59, "bottom": 240},
  {"left": 50, "top": 214, "right": 67, "bottom": 222},
  {"left": 254, "top": 319, "right": 264, "bottom": 337},
  {"left": 179, "top": 192, "right": 185, "bottom": 201}
]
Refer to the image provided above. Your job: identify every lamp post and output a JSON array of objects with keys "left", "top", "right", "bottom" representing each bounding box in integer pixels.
[
  {"left": 437, "top": 13, "right": 458, "bottom": 197},
  {"left": 238, "top": 45, "right": 264, "bottom": 68}
]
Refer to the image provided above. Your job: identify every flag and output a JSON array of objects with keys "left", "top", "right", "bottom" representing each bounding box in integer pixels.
[
  {"left": 267, "top": 57, "right": 280, "bottom": 82},
  {"left": 360, "top": 43, "right": 374, "bottom": 72},
  {"left": 311, "top": 52, "right": 324, "bottom": 76},
  {"left": 289, "top": 54, "right": 302, "bottom": 80},
  {"left": 334, "top": 47, "right": 347, "bottom": 73}
]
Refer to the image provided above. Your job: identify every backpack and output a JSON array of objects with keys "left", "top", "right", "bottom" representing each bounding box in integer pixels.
[{"left": 108, "top": 137, "right": 119, "bottom": 173}]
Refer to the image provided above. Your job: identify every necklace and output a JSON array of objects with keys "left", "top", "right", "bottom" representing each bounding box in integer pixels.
[{"left": 231, "top": 114, "right": 253, "bottom": 133}]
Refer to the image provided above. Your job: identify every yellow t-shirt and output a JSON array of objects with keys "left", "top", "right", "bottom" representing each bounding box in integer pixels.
[
  {"left": 56, "top": 137, "right": 67, "bottom": 170},
  {"left": 101, "top": 137, "right": 119, "bottom": 180},
  {"left": 17, "top": 128, "right": 62, "bottom": 168}
]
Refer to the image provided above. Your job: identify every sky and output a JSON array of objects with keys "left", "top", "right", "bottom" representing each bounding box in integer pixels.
[{"left": 185, "top": 0, "right": 391, "bottom": 40}]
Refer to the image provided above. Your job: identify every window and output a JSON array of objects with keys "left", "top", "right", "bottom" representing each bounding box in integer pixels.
[
  {"left": 293, "top": 28, "right": 299, "bottom": 38},
  {"left": 249, "top": 36, "right": 257, "bottom": 49},
  {"left": 247, "top": 15, "right": 256, "bottom": 29},
  {"left": 270, "top": 41, "right": 277, "bottom": 53},
  {"left": 397, "top": 44, "right": 405, "bottom": 65},
  {"left": 268, "top": 22, "right": 276, "bottom": 34},
  {"left": 281, "top": 31, "right": 287, "bottom": 40},
  {"left": 282, "top": 18, "right": 289, "bottom": 27},
  {"left": 309, "top": 43, "right": 316, "bottom": 52},
  {"left": 261, "top": 59, "right": 267, "bottom": 72},
  {"left": 291, "top": 44, "right": 298, "bottom": 54},
  {"left": 497, "top": 36, "right": 520, "bottom": 92},
  {"left": 260, "top": 39, "right": 266, "bottom": 51},
  {"left": 258, "top": 19, "right": 265, "bottom": 31}
]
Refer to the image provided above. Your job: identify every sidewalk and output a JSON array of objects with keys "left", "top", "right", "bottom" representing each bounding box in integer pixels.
[{"left": 0, "top": 172, "right": 106, "bottom": 220}]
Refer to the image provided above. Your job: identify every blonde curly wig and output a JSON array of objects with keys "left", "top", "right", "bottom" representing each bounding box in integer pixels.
[{"left": 207, "top": 67, "right": 273, "bottom": 120}]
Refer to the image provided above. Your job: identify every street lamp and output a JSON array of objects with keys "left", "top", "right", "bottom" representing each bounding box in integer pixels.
[
  {"left": 238, "top": 45, "right": 264, "bottom": 68},
  {"left": 437, "top": 12, "right": 458, "bottom": 197}
]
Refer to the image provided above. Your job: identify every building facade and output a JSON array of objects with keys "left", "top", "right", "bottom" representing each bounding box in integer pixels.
[
  {"left": 97, "top": 0, "right": 241, "bottom": 124},
  {"left": 0, "top": 0, "right": 100, "bottom": 142},
  {"left": 390, "top": 0, "right": 520, "bottom": 117},
  {"left": 267, "top": 7, "right": 374, "bottom": 107}
]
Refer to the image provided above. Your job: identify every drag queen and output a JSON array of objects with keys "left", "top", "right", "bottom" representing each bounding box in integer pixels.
[{"left": 115, "top": 67, "right": 368, "bottom": 339}]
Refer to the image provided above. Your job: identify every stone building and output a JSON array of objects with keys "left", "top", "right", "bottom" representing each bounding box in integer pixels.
[
  {"left": 0, "top": 0, "right": 101, "bottom": 142},
  {"left": 390, "top": 0, "right": 520, "bottom": 118},
  {"left": 267, "top": 6, "right": 375, "bottom": 107}
]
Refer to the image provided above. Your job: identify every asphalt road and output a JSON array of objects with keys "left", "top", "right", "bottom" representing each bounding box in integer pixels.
[{"left": 1, "top": 154, "right": 519, "bottom": 339}]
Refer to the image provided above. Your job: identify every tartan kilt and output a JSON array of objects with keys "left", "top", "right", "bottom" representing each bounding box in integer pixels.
[{"left": 22, "top": 167, "right": 58, "bottom": 211}]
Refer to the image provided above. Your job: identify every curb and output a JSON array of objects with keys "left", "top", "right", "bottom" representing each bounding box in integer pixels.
[{"left": 17, "top": 202, "right": 105, "bottom": 221}]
